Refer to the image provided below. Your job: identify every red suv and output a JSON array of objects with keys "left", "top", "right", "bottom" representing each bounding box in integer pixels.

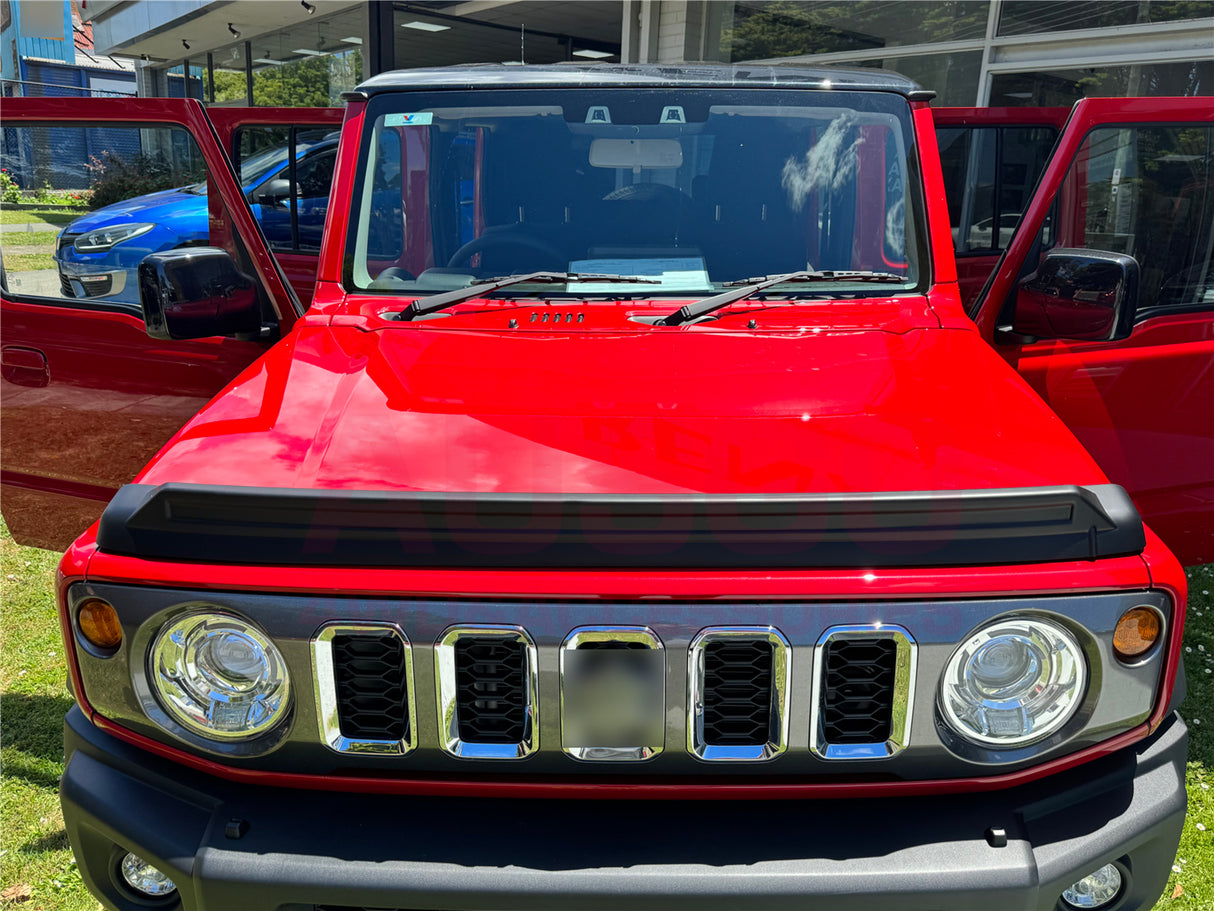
[{"left": 1, "top": 65, "right": 1211, "bottom": 911}]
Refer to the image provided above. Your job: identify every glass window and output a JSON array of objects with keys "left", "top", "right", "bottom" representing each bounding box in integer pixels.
[
  {"left": 722, "top": 1, "right": 989, "bottom": 59},
  {"left": 0, "top": 123, "right": 263, "bottom": 313},
  {"left": 236, "top": 125, "right": 339, "bottom": 253},
  {"left": 998, "top": 0, "right": 1213, "bottom": 36},
  {"left": 1024, "top": 125, "right": 1214, "bottom": 315},
  {"left": 345, "top": 88, "right": 923, "bottom": 298},
  {"left": 990, "top": 61, "right": 1213, "bottom": 107},
  {"left": 937, "top": 125, "right": 1059, "bottom": 254},
  {"left": 856, "top": 51, "right": 983, "bottom": 105}
]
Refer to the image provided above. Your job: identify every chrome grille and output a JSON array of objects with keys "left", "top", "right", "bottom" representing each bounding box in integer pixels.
[
  {"left": 435, "top": 626, "right": 538, "bottom": 759},
  {"left": 688, "top": 627, "right": 791, "bottom": 762},
  {"left": 311, "top": 624, "right": 416, "bottom": 755},
  {"left": 332, "top": 633, "right": 410, "bottom": 742},
  {"left": 811, "top": 625, "right": 916, "bottom": 760}
]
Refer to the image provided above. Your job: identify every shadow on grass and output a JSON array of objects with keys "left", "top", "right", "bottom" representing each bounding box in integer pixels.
[
  {"left": 21, "top": 829, "right": 71, "bottom": 854},
  {"left": 1, "top": 691, "right": 74, "bottom": 773}
]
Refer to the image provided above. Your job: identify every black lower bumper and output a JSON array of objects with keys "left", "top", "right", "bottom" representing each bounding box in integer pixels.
[{"left": 62, "top": 706, "right": 1187, "bottom": 911}]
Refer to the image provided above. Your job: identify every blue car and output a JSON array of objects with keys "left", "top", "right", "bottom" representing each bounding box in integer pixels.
[{"left": 55, "top": 132, "right": 338, "bottom": 304}]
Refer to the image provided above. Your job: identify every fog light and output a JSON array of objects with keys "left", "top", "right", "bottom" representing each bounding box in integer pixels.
[
  {"left": 1113, "top": 606, "right": 1161, "bottom": 661},
  {"left": 77, "top": 598, "right": 122, "bottom": 650},
  {"left": 1061, "top": 863, "right": 1122, "bottom": 908},
  {"left": 119, "top": 852, "right": 176, "bottom": 897}
]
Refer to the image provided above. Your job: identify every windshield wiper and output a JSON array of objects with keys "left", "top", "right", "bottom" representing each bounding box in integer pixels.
[
  {"left": 654, "top": 270, "right": 908, "bottom": 327},
  {"left": 396, "top": 271, "right": 659, "bottom": 321}
]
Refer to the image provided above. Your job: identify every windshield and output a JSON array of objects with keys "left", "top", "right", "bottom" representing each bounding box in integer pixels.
[{"left": 345, "top": 88, "right": 922, "bottom": 297}]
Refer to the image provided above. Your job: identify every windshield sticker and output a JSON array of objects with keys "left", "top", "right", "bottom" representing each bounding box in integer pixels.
[
  {"left": 569, "top": 258, "right": 711, "bottom": 293},
  {"left": 385, "top": 112, "right": 433, "bottom": 127}
]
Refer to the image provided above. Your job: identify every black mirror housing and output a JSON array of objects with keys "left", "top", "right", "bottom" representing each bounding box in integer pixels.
[
  {"left": 1012, "top": 248, "right": 1139, "bottom": 342},
  {"left": 138, "top": 247, "right": 265, "bottom": 341},
  {"left": 254, "top": 177, "right": 292, "bottom": 206}
]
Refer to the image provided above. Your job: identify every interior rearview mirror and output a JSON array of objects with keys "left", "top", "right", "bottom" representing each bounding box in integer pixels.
[
  {"left": 138, "top": 247, "right": 265, "bottom": 341},
  {"left": 1011, "top": 248, "right": 1139, "bottom": 342},
  {"left": 589, "top": 139, "right": 683, "bottom": 172}
]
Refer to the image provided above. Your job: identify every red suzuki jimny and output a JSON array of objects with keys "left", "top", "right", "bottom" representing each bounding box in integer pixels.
[{"left": 2, "top": 64, "right": 1212, "bottom": 911}]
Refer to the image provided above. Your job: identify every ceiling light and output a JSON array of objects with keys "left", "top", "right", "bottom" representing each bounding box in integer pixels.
[
  {"left": 300, "top": 0, "right": 316, "bottom": 13},
  {"left": 293, "top": 48, "right": 326, "bottom": 56},
  {"left": 253, "top": 57, "right": 283, "bottom": 66},
  {"left": 227, "top": 22, "right": 240, "bottom": 38},
  {"left": 572, "top": 49, "right": 613, "bottom": 59},
  {"left": 401, "top": 20, "right": 450, "bottom": 32},
  {"left": 341, "top": 36, "right": 363, "bottom": 44},
  {"left": 181, "top": 38, "right": 191, "bottom": 51}
]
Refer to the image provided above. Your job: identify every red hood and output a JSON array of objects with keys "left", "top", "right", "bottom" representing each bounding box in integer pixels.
[{"left": 137, "top": 305, "right": 1108, "bottom": 495}]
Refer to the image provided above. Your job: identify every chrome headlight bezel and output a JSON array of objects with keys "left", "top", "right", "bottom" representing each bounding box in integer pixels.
[
  {"left": 937, "top": 614, "right": 1089, "bottom": 749},
  {"left": 147, "top": 609, "right": 292, "bottom": 742}
]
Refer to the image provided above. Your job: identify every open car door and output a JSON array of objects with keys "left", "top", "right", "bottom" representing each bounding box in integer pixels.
[
  {"left": 0, "top": 98, "right": 305, "bottom": 549},
  {"left": 207, "top": 107, "right": 344, "bottom": 306},
  {"left": 970, "top": 96, "right": 1214, "bottom": 565},
  {"left": 932, "top": 106, "right": 1068, "bottom": 309}
]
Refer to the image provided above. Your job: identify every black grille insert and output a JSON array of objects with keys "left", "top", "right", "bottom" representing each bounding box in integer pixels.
[
  {"left": 454, "top": 637, "right": 528, "bottom": 743},
  {"left": 820, "top": 637, "right": 898, "bottom": 744},
  {"left": 701, "top": 639, "right": 774, "bottom": 746},
  {"left": 332, "top": 633, "right": 409, "bottom": 742}
]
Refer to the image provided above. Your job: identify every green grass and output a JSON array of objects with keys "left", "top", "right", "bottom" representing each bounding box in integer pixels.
[
  {"left": 0, "top": 209, "right": 77, "bottom": 226},
  {"left": 0, "top": 523, "right": 96, "bottom": 910},
  {"left": 1161, "top": 563, "right": 1214, "bottom": 907},
  {"left": 0, "top": 520, "right": 1211, "bottom": 908},
  {"left": 2, "top": 252, "right": 55, "bottom": 271},
  {"left": 6, "top": 231, "right": 64, "bottom": 247}
]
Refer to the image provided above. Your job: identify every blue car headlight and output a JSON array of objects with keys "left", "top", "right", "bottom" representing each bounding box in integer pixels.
[{"left": 74, "top": 222, "right": 154, "bottom": 253}]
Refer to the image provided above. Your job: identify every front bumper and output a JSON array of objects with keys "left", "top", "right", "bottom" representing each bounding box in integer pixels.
[{"left": 62, "top": 706, "right": 1187, "bottom": 911}]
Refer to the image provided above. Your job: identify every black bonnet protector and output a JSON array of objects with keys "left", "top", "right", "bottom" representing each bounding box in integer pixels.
[{"left": 95, "top": 483, "right": 1146, "bottom": 569}]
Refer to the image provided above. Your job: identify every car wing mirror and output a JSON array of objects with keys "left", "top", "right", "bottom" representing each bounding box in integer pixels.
[
  {"left": 1009, "top": 248, "right": 1139, "bottom": 343},
  {"left": 253, "top": 177, "right": 292, "bottom": 207},
  {"left": 138, "top": 247, "right": 268, "bottom": 341}
]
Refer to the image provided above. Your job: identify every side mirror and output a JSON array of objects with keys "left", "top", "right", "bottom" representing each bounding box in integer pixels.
[
  {"left": 138, "top": 247, "right": 265, "bottom": 341},
  {"left": 253, "top": 177, "right": 292, "bottom": 207},
  {"left": 1011, "top": 249, "right": 1139, "bottom": 342}
]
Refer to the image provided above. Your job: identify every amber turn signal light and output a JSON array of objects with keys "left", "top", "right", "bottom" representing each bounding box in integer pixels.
[
  {"left": 1113, "top": 606, "right": 1161, "bottom": 661},
  {"left": 78, "top": 598, "right": 122, "bottom": 650}
]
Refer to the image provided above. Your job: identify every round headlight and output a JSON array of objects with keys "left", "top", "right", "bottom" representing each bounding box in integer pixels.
[
  {"left": 939, "top": 616, "right": 1086, "bottom": 747},
  {"left": 149, "top": 611, "right": 291, "bottom": 740}
]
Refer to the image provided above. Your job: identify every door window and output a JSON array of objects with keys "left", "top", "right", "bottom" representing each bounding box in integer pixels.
[
  {"left": 1027, "top": 124, "right": 1214, "bottom": 318},
  {"left": 235, "top": 125, "right": 339, "bottom": 253},
  {"left": 0, "top": 121, "right": 265, "bottom": 312},
  {"left": 936, "top": 124, "right": 1059, "bottom": 255}
]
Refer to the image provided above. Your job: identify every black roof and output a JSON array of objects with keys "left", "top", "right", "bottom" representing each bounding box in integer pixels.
[{"left": 354, "top": 63, "right": 926, "bottom": 98}]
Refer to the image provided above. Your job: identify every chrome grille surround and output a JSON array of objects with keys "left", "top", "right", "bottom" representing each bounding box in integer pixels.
[
  {"left": 434, "top": 624, "right": 539, "bottom": 759},
  {"left": 560, "top": 626, "right": 665, "bottom": 761},
  {"left": 687, "top": 626, "right": 791, "bottom": 762},
  {"left": 810, "top": 623, "right": 917, "bottom": 760},
  {"left": 311, "top": 622, "right": 417, "bottom": 755}
]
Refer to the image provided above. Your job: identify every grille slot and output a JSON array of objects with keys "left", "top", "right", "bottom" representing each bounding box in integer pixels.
[
  {"left": 312, "top": 623, "right": 415, "bottom": 754},
  {"left": 332, "top": 633, "right": 409, "bottom": 741},
  {"left": 701, "top": 639, "right": 773, "bottom": 746},
  {"left": 811, "top": 624, "right": 916, "bottom": 760},
  {"left": 688, "top": 627, "right": 790, "bottom": 761},
  {"left": 820, "top": 637, "right": 896, "bottom": 744},
  {"left": 454, "top": 637, "right": 527, "bottom": 743},
  {"left": 437, "top": 626, "right": 538, "bottom": 758}
]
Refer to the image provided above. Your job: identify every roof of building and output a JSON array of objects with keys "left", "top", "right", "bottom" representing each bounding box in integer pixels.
[{"left": 355, "top": 62, "right": 926, "bottom": 98}]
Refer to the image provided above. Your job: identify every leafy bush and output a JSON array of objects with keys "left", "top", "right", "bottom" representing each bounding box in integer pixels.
[
  {"left": 0, "top": 169, "right": 22, "bottom": 205},
  {"left": 87, "top": 151, "right": 204, "bottom": 210}
]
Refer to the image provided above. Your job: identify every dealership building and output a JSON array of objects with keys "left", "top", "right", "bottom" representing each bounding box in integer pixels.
[{"left": 59, "top": 1, "right": 1214, "bottom": 107}]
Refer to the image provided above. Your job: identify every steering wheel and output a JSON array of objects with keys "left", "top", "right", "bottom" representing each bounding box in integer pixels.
[{"left": 446, "top": 233, "right": 565, "bottom": 270}]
